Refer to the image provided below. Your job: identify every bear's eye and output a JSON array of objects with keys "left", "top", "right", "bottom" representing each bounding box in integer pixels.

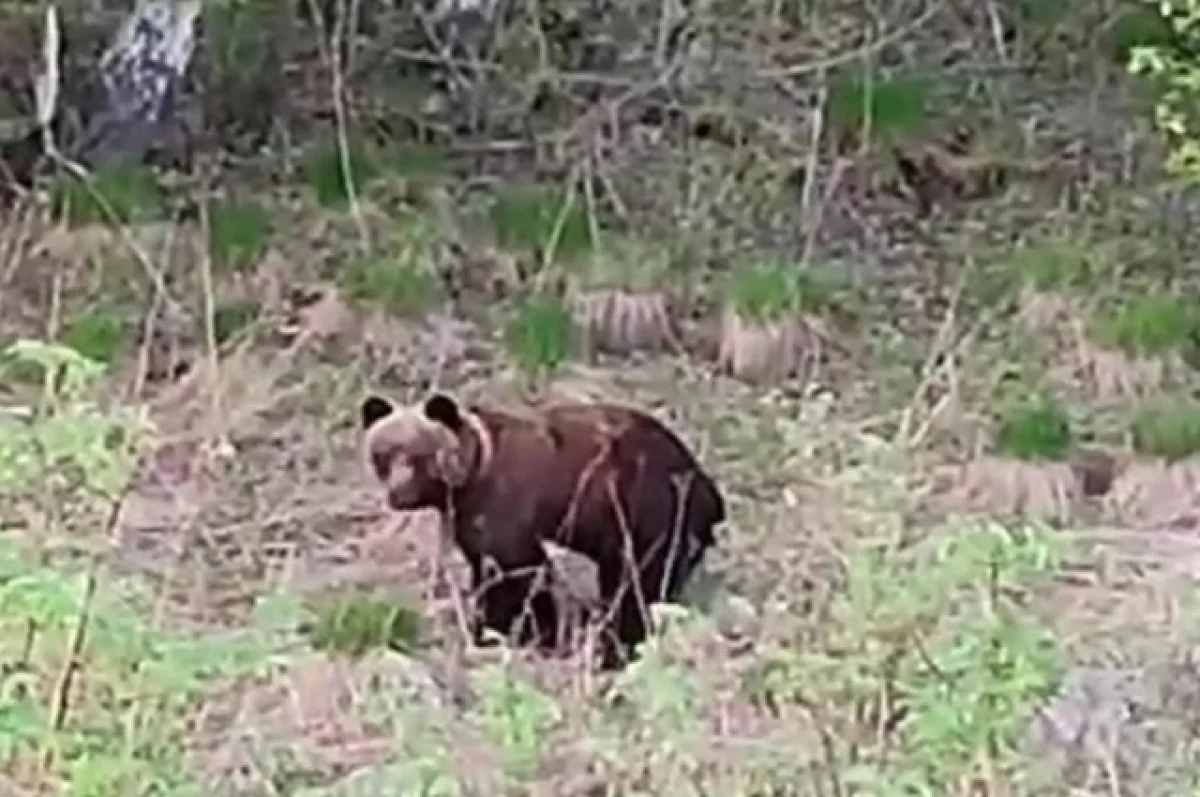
[{"left": 371, "top": 450, "right": 393, "bottom": 480}]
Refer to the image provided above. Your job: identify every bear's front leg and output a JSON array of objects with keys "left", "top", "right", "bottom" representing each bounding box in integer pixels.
[{"left": 469, "top": 525, "right": 560, "bottom": 652}]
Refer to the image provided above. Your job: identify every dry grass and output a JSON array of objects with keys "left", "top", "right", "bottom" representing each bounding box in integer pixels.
[{"left": 956, "top": 457, "right": 1080, "bottom": 526}]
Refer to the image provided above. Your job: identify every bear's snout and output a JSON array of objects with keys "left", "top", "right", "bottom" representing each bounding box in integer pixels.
[{"left": 384, "top": 461, "right": 425, "bottom": 509}]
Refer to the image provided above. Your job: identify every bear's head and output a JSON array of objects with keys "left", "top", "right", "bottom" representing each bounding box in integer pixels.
[{"left": 360, "top": 392, "right": 494, "bottom": 511}]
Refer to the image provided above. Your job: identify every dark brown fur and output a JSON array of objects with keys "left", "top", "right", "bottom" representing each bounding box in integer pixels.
[{"left": 360, "top": 392, "right": 726, "bottom": 667}]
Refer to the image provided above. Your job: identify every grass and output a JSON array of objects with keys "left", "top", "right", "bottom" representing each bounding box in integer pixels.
[
  {"left": 1091, "top": 291, "right": 1199, "bottom": 358},
  {"left": 207, "top": 198, "right": 273, "bottom": 272},
  {"left": 502, "top": 292, "right": 575, "bottom": 380},
  {"left": 302, "top": 141, "right": 382, "bottom": 209},
  {"left": 49, "top": 163, "right": 166, "bottom": 228},
  {"left": 1130, "top": 397, "right": 1200, "bottom": 461},
  {"left": 487, "top": 185, "right": 596, "bottom": 266},
  {"left": 60, "top": 307, "right": 127, "bottom": 366},
  {"left": 304, "top": 588, "right": 424, "bottom": 658},
  {"left": 1008, "top": 234, "right": 1095, "bottom": 292},
  {"left": 570, "top": 234, "right": 678, "bottom": 293},
  {"left": 992, "top": 395, "right": 1074, "bottom": 461},
  {"left": 339, "top": 216, "right": 442, "bottom": 316},
  {"left": 724, "top": 260, "right": 839, "bottom": 323},
  {"left": 825, "top": 72, "right": 932, "bottom": 146}
]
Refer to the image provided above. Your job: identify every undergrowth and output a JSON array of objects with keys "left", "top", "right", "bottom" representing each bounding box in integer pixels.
[
  {"left": 992, "top": 395, "right": 1075, "bottom": 462},
  {"left": 1131, "top": 396, "right": 1200, "bottom": 461},
  {"left": 0, "top": 341, "right": 287, "bottom": 796},
  {"left": 0, "top": 340, "right": 1077, "bottom": 795}
]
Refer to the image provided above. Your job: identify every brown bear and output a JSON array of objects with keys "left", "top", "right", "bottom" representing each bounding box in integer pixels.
[{"left": 359, "top": 390, "right": 726, "bottom": 667}]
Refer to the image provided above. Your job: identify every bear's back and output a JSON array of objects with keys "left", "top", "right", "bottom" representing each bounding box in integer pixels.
[{"left": 469, "top": 400, "right": 724, "bottom": 551}]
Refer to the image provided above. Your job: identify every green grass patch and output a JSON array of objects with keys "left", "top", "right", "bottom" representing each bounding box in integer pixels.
[
  {"left": 726, "top": 261, "right": 838, "bottom": 323},
  {"left": 60, "top": 307, "right": 126, "bottom": 366},
  {"left": 339, "top": 215, "right": 441, "bottom": 316},
  {"left": 342, "top": 254, "right": 438, "bottom": 316},
  {"left": 1090, "top": 292, "right": 1198, "bottom": 358},
  {"left": 488, "top": 185, "right": 596, "bottom": 265},
  {"left": 503, "top": 292, "right": 574, "bottom": 379},
  {"left": 301, "top": 141, "right": 381, "bottom": 208},
  {"left": 826, "top": 72, "right": 930, "bottom": 145},
  {"left": 1130, "top": 397, "right": 1200, "bottom": 461},
  {"left": 992, "top": 396, "right": 1074, "bottom": 461},
  {"left": 968, "top": 233, "right": 1099, "bottom": 310},
  {"left": 207, "top": 198, "right": 272, "bottom": 272},
  {"left": 304, "top": 588, "right": 424, "bottom": 658},
  {"left": 1007, "top": 235, "right": 1095, "bottom": 292},
  {"left": 50, "top": 163, "right": 166, "bottom": 227},
  {"left": 572, "top": 235, "right": 678, "bottom": 292}
]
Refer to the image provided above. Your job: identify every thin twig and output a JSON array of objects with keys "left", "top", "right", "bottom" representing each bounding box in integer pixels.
[{"left": 40, "top": 493, "right": 127, "bottom": 773}]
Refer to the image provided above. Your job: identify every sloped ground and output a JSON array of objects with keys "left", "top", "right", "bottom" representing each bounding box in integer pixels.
[{"left": 4, "top": 1, "right": 1200, "bottom": 795}]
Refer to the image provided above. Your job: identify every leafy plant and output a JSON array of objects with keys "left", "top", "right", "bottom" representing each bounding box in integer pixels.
[
  {"left": 747, "top": 523, "right": 1066, "bottom": 794},
  {"left": 1091, "top": 292, "right": 1198, "bottom": 358},
  {"left": 208, "top": 198, "right": 272, "bottom": 271},
  {"left": 1128, "top": 1, "right": 1200, "bottom": 178},
  {"left": 1113, "top": 3, "right": 1178, "bottom": 65},
  {"left": 0, "top": 340, "right": 145, "bottom": 499},
  {"left": 469, "top": 663, "right": 561, "bottom": 783},
  {"left": 0, "top": 340, "right": 282, "bottom": 795},
  {"left": 1131, "top": 397, "right": 1200, "bottom": 461},
  {"left": 992, "top": 396, "right": 1074, "bottom": 461},
  {"left": 503, "top": 293, "right": 574, "bottom": 379},
  {"left": 488, "top": 185, "right": 595, "bottom": 265}
]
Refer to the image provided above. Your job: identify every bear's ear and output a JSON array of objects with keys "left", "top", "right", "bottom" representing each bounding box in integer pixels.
[
  {"left": 423, "top": 392, "right": 464, "bottom": 432},
  {"left": 360, "top": 395, "right": 395, "bottom": 429}
]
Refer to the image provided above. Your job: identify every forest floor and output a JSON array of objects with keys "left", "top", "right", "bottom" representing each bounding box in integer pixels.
[{"left": 3, "top": 1, "right": 1200, "bottom": 795}]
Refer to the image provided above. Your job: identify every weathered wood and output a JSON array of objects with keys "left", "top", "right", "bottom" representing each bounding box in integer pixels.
[{"left": 0, "top": 0, "right": 201, "bottom": 202}]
